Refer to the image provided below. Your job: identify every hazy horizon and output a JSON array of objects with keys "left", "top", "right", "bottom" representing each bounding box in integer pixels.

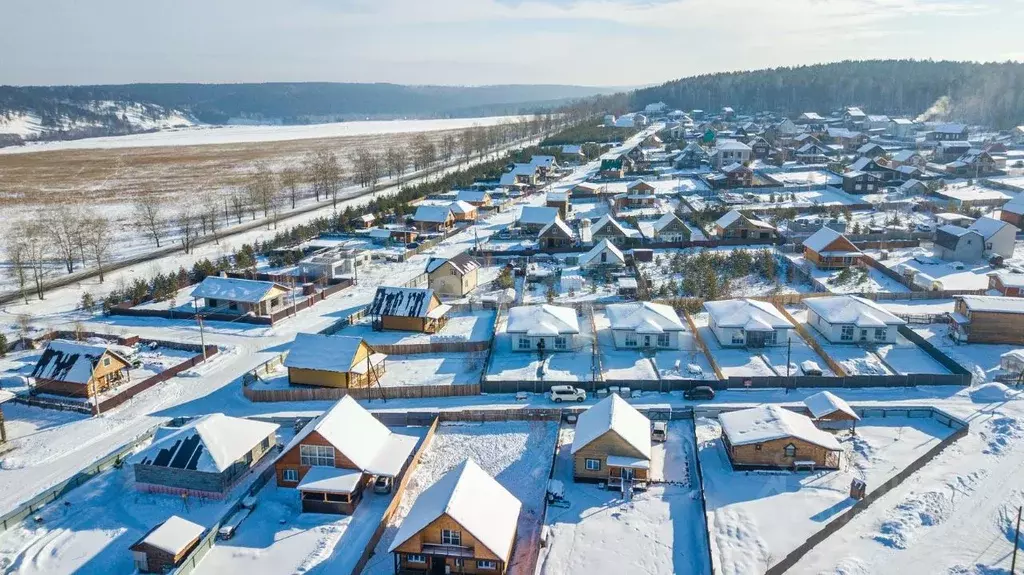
[{"left": 4, "top": 0, "right": 1023, "bottom": 87}]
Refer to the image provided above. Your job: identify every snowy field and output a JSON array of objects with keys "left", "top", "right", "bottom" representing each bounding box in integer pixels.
[
  {"left": 0, "top": 115, "right": 529, "bottom": 153},
  {"left": 362, "top": 420, "right": 558, "bottom": 575},
  {"left": 915, "top": 323, "right": 1020, "bottom": 384},
  {"left": 537, "top": 421, "right": 712, "bottom": 575},
  {"left": 194, "top": 426, "right": 426, "bottom": 575},
  {"left": 768, "top": 169, "right": 842, "bottom": 187},
  {"left": 697, "top": 414, "right": 955, "bottom": 574},
  {"left": 639, "top": 247, "right": 809, "bottom": 299}
]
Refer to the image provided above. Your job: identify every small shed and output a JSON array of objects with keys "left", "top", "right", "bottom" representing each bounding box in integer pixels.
[
  {"left": 719, "top": 405, "right": 842, "bottom": 470},
  {"left": 803, "top": 391, "right": 860, "bottom": 430},
  {"left": 285, "top": 333, "right": 386, "bottom": 389},
  {"left": 130, "top": 516, "right": 204, "bottom": 574}
]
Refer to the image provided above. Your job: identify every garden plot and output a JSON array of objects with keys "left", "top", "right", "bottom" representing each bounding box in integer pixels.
[
  {"left": 914, "top": 323, "right": 1019, "bottom": 384},
  {"left": 787, "top": 254, "right": 911, "bottom": 294},
  {"left": 340, "top": 310, "right": 496, "bottom": 346},
  {"left": 537, "top": 421, "right": 712, "bottom": 575},
  {"left": 522, "top": 270, "right": 621, "bottom": 305},
  {"left": 0, "top": 426, "right": 288, "bottom": 575},
  {"left": 362, "top": 420, "right": 558, "bottom": 575},
  {"left": 652, "top": 343, "right": 718, "bottom": 381},
  {"left": 593, "top": 310, "right": 657, "bottom": 381},
  {"left": 866, "top": 248, "right": 1009, "bottom": 292},
  {"left": 640, "top": 247, "right": 807, "bottom": 299},
  {"left": 691, "top": 313, "right": 777, "bottom": 378},
  {"left": 697, "top": 415, "right": 955, "bottom": 575},
  {"left": 875, "top": 337, "right": 951, "bottom": 376},
  {"left": 715, "top": 187, "right": 861, "bottom": 212},
  {"left": 759, "top": 337, "right": 835, "bottom": 377},
  {"left": 768, "top": 169, "right": 842, "bottom": 187}
]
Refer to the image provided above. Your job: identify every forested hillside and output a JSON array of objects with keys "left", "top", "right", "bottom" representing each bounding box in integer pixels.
[{"left": 630, "top": 60, "right": 1024, "bottom": 128}]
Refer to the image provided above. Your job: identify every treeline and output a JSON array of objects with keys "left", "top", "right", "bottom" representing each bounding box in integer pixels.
[
  {"left": 631, "top": 60, "right": 1024, "bottom": 128},
  {"left": 540, "top": 125, "right": 638, "bottom": 146},
  {"left": 643, "top": 248, "right": 787, "bottom": 301}
]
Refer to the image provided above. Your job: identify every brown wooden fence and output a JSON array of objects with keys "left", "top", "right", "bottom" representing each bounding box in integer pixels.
[
  {"left": 682, "top": 311, "right": 725, "bottom": 380},
  {"left": 774, "top": 305, "right": 848, "bottom": 377},
  {"left": 243, "top": 382, "right": 481, "bottom": 403},
  {"left": 94, "top": 345, "right": 220, "bottom": 414},
  {"left": 349, "top": 416, "right": 441, "bottom": 575},
  {"left": 371, "top": 340, "right": 491, "bottom": 355}
]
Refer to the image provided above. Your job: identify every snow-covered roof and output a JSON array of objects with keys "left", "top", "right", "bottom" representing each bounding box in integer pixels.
[
  {"left": 969, "top": 216, "right": 1014, "bottom": 240},
  {"left": 803, "top": 295, "right": 906, "bottom": 328},
  {"left": 456, "top": 190, "right": 490, "bottom": 203},
  {"left": 626, "top": 179, "right": 653, "bottom": 191},
  {"left": 653, "top": 212, "right": 684, "bottom": 233},
  {"left": 959, "top": 295, "right": 1024, "bottom": 315},
  {"left": 388, "top": 459, "right": 522, "bottom": 560},
  {"left": 899, "top": 178, "right": 925, "bottom": 192},
  {"left": 1001, "top": 195, "right": 1024, "bottom": 215},
  {"left": 561, "top": 144, "right": 583, "bottom": 155},
  {"left": 934, "top": 123, "right": 967, "bottom": 134},
  {"left": 714, "top": 210, "right": 772, "bottom": 231},
  {"left": 448, "top": 200, "right": 476, "bottom": 215},
  {"left": 578, "top": 239, "right": 625, "bottom": 267},
  {"left": 297, "top": 466, "right": 363, "bottom": 494},
  {"left": 30, "top": 340, "right": 130, "bottom": 385},
  {"left": 572, "top": 394, "right": 651, "bottom": 459},
  {"left": 138, "top": 516, "right": 204, "bottom": 556},
  {"left": 506, "top": 304, "right": 580, "bottom": 336},
  {"left": 414, "top": 205, "right": 453, "bottom": 223},
  {"left": 284, "top": 333, "right": 382, "bottom": 373},
  {"left": 591, "top": 214, "right": 628, "bottom": 237},
  {"left": 802, "top": 227, "right": 855, "bottom": 254},
  {"left": 892, "top": 150, "right": 920, "bottom": 162},
  {"left": 191, "top": 276, "right": 285, "bottom": 304},
  {"left": 605, "top": 302, "right": 684, "bottom": 334},
  {"left": 803, "top": 391, "right": 859, "bottom": 420},
  {"left": 719, "top": 405, "right": 842, "bottom": 450},
  {"left": 426, "top": 253, "right": 480, "bottom": 276},
  {"left": 519, "top": 206, "right": 559, "bottom": 226},
  {"left": 716, "top": 139, "right": 751, "bottom": 152},
  {"left": 0, "top": 389, "right": 13, "bottom": 404},
  {"left": 538, "top": 217, "right": 573, "bottom": 240},
  {"left": 530, "top": 155, "right": 556, "bottom": 168},
  {"left": 704, "top": 299, "right": 793, "bottom": 332},
  {"left": 135, "top": 413, "right": 279, "bottom": 474},
  {"left": 368, "top": 287, "right": 439, "bottom": 318},
  {"left": 287, "top": 396, "right": 414, "bottom": 476}
]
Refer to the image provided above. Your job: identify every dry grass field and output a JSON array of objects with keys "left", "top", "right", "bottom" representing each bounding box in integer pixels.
[{"left": 0, "top": 128, "right": 466, "bottom": 209}]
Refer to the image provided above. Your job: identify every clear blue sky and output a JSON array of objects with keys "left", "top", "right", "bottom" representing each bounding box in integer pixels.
[{"left": 4, "top": 0, "right": 1023, "bottom": 86}]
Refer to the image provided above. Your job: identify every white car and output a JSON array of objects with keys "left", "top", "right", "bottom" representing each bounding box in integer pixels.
[{"left": 549, "top": 385, "right": 586, "bottom": 403}]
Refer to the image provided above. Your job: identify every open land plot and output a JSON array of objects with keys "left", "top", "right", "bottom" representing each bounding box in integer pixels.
[
  {"left": 341, "top": 310, "right": 497, "bottom": 346},
  {"left": 864, "top": 247, "right": 1020, "bottom": 292},
  {"left": 254, "top": 352, "right": 487, "bottom": 390},
  {"left": 767, "top": 169, "right": 842, "bottom": 186},
  {"left": 537, "top": 421, "right": 712, "bottom": 575},
  {"left": 697, "top": 414, "right": 955, "bottom": 575},
  {"left": 719, "top": 186, "right": 862, "bottom": 211},
  {"left": 195, "top": 426, "right": 425, "bottom": 575},
  {"left": 640, "top": 247, "right": 810, "bottom": 298},
  {"left": 914, "top": 323, "right": 1019, "bottom": 384},
  {"left": 521, "top": 268, "right": 622, "bottom": 305},
  {"left": 363, "top": 420, "right": 559, "bottom": 575},
  {"left": 874, "top": 338, "right": 951, "bottom": 376},
  {"left": 787, "top": 254, "right": 911, "bottom": 294},
  {"left": 0, "top": 425, "right": 292, "bottom": 575}
]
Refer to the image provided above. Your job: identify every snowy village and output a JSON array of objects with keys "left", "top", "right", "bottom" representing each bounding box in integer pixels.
[{"left": 3, "top": 66, "right": 1024, "bottom": 575}]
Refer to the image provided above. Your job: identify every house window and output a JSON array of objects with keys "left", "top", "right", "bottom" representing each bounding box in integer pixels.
[
  {"left": 103, "top": 357, "right": 111, "bottom": 367},
  {"left": 657, "top": 333, "right": 670, "bottom": 348},
  {"left": 874, "top": 328, "right": 887, "bottom": 341},
  {"left": 441, "top": 529, "right": 462, "bottom": 546},
  {"left": 755, "top": 444, "right": 762, "bottom": 451},
  {"left": 585, "top": 458, "right": 601, "bottom": 471},
  {"left": 282, "top": 468, "right": 299, "bottom": 483},
  {"left": 299, "top": 444, "right": 335, "bottom": 467},
  {"left": 518, "top": 337, "right": 531, "bottom": 350},
  {"left": 625, "top": 333, "right": 638, "bottom": 347},
  {"left": 454, "top": 559, "right": 465, "bottom": 569},
  {"left": 407, "top": 554, "right": 426, "bottom": 564},
  {"left": 261, "top": 437, "right": 271, "bottom": 451},
  {"left": 855, "top": 184, "right": 862, "bottom": 191},
  {"left": 840, "top": 325, "right": 854, "bottom": 341},
  {"left": 478, "top": 559, "right": 497, "bottom": 570},
  {"left": 554, "top": 337, "right": 567, "bottom": 350},
  {"left": 732, "top": 331, "right": 745, "bottom": 345},
  {"left": 784, "top": 443, "right": 797, "bottom": 457}
]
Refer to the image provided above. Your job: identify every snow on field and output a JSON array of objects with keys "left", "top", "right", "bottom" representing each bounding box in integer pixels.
[
  {"left": 487, "top": 312, "right": 596, "bottom": 382},
  {"left": 0, "top": 424, "right": 287, "bottom": 575},
  {"left": 362, "top": 421, "right": 558, "bottom": 575},
  {"left": 691, "top": 313, "right": 777, "bottom": 378},
  {"left": 593, "top": 310, "right": 658, "bottom": 381},
  {"left": 340, "top": 310, "right": 496, "bottom": 345},
  {"left": 698, "top": 415, "right": 954, "bottom": 574},
  {"left": 878, "top": 298, "right": 955, "bottom": 316},
  {"left": 866, "top": 248, "right": 1001, "bottom": 291},
  {"left": 768, "top": 169, "right": 842, "bottom": 186},
  {"left": 915, "top": 323, "right": 1019, "bottom": 384},
  {"left": 639, "top": 247, "right": 809, "bottom": 298},
  {"left": 537, "top": 422, "right": 712, "bottom": 575},
  {"left": 378, "top": 354, "right": 487, "bottom": 387},
  {"left": 0, "top": 115, "right": 529, "bottom": 154},
  {"left": 788, "top": 254, "right": 911, "bottom": 294},
  {"left": 875, "top": 338, "right": 951, "bottom": 376}
]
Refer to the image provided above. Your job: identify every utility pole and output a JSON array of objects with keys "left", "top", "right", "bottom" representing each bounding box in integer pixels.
[
  {"left": 786, "top": 338, "right": 792, "bottom": 378},
  {"left": 1013, "top": 506, "right": 1022, "bottom": 574},
  {"left": 194, "top": 297, "right": 207, "bottom": 361}
]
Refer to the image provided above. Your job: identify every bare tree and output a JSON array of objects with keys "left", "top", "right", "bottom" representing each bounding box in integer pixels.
[
  {"left": 230, "top": 191, "right": 246, "bottom": 224},
  {"left": 440, "top": 133, "right": 457, "bottom": 162},
  {"left": 458, "top": 129, "right": 474, "bottom": 162},
  {"left": 410, "top": 133, "right": 435, "bottom": 171},
  {"left": 384, "top": 146, "right": 408, "bottom": 184},
  {"left": 202, "top": 196, "right": 221, "bottom": 243},
  {"left": 23, "top": 222, "right": 50, "bottom": 299},
  {"left": 83, "top": 211, "right": 114, "bottom": 283},
  {"left": 350, "top": 148, "right": 383, "bottom": 191},
  {"left": 177, "top": 206, "right": 201, "bottom": 254},
  {"left": 4, "top": 224, "right": 30, "bottom": 303},
  {"left": 246, "top": 162, "right": 276, "bottom": 220},
  {"left": 47, "top": 205, "right": 84, "bottom": 274},
  {"left": 279, "top": 167, "right": 301, "bottom": 210},
  {"left": 305, "top": 148, "right": 342, "bottom": 207},
  {"left": 134, "top": 197, "right": 165, "bottom": 247}
]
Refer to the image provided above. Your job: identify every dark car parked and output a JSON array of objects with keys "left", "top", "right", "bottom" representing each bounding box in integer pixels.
[{"left": 684, "top": 386, "right": 716, "bottom": 401}]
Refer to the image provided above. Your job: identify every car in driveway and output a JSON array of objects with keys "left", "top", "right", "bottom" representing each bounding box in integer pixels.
[
  {"left": 549, "top": 385, "right": 586, "bottom": 403},
  {"left": 373, "top": 475, "right": 393, "bottom": 494},
  {"left": 683, "top": 386, "right": 715, "bottom": 401}
]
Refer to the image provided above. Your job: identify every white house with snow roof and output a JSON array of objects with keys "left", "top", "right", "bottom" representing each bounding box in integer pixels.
[
  {"left": 703, "top": 298, "right": 794, "bottom": 348},
  {"left": 506, "top": 304, "right": 579, "bottom": 353},
  {"left": 719, "top": 405, "right": 842, "bottom": 470},
  {"left": 133, "top": 413, "right": 279, "bottom": 497},
  {"left": 578, "top": 239, "right": 625, "bottom": 269},
  {"left": 968, "top": 216, "right": 1018, "bottom": 259},
  {"left": 605, "top": 301, "right": 685, "bottom": 349},
  {"left": 388, "top": 459, "right": 522, "bottom": 575},
  {"left": 803, "top": 295, "right": 906, "bottom": 344},
  {"left": 517, "top": 205, "right": 559, "bottom": 233},
  {"left": 571, "top": 394, "right": 652, "bottom": 487},
  {"left": 191, "top": 276, "right": 290, "bottom": 317},
  {"left": 276, "top": 396, "right": 418, "bottom": 514}
]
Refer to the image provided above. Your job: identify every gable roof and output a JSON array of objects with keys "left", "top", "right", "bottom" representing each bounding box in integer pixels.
[
  {"left": 135, "top": 413, "right": 279, "bottom": 474},
  {"left": 287, "top": 396, "right": 407, "bottom": 475},
  {"left": 653, "top": 212, "right": 686, "bottom": 234},
  {"left": 414, "top": 205, "right": 454, "bottom": 223},
  {"left": 803, "top": 295, "right": 906, "bottom": 327},
  {"left": 538, "top": 217, "right": 574, "bottom": 240},
  {"left": 935, "top": 225, "right": 982, "bottom": 251},
  {"left": 136, "top": 516, "right": 204, "bottom": 556},
  {"left": 720, "top": 405, "right": 841, "bottom": 450},
  {"left": 891, "top": 150, "right": 921, "bottom": 162},
  {"left": 716, "top": 139, "right": 751, "bottom": 152},
  {"left": 456, "top": 190, "right": 490, "bottom": 203},
  {"left": 506, "top": 304, "right": 580, "bottom": 336},
  {"left": 802, "top": 227, "right": 858, "bottom": 254},
  {"left": 448, "top": 200, "right": 476, "bottom": 215},
  {"left": 284, "top": 333, "right": 377, "bottom": 373},
  {"left": 426, "top": 253, "right": 480, "bottom": 276},
  {"left": 958, "top": 295, "right": 1024, "bottom": 315},
  {"left": 969, "top": 216, "right": 1015, "bottom": 240},
  {"left": 31, "top": 340, "right": 131, "bottom": 385},
  {"left": 191, "top": 276, "right": 286, "bottom": 304},
  {"left": 368, "top": 287, "right": 440, "bottom": 318},
  {"left": 388, "top": 459, "right": 522, "bottom": 560},
  {"left": 579, "top": 239, "right": 625, "bottom": 267},
  {"left": 714, "top": 210, "right": 774, "bottom": 231},
  {"left": 605, "top": 302, "right": 685, "bottom": 334},
  {"left": 519, "top": 206, "right": 559, "bottom": 226},
  {"left": 703, "top": 298, "right": 793, "bottom": 331},
  {"left": 803, "top": 391, "right": 860, "bottom": 420},
  {"left": 572, "top": 394, "right": 651, "bottom": 459}
]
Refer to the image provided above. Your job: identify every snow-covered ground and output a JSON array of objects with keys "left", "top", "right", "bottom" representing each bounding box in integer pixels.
[
  {"left": 340, "top": 310, "right": 496, "bottom": 345},
  {"left": 866, "top": 246, "right": 1024, "bottom": 292},
  {"left": 362, "top": 420, "right": 558, "bottom": 575},
  {"left": 487, "top": 311, "right": 597, "bottom": 383},
  {"left": 787, "top": 254, "right": 911, "bottom": 294},
  {"left": 0, "top": 115, "right": 529, "bottom": 154},
  {"left": 537, "top": 421, "right": 712, "bottom": 575},
  {"left": 698, "top": 414, "right": 955, "bottom": 574}
]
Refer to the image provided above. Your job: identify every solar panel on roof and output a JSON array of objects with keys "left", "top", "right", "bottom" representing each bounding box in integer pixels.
[
  {"left": 151, "top": 440, "right": 181, "bottom": 467},
  {"left": 170, "top": 434, "right": 202, "bottom": 469}
]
